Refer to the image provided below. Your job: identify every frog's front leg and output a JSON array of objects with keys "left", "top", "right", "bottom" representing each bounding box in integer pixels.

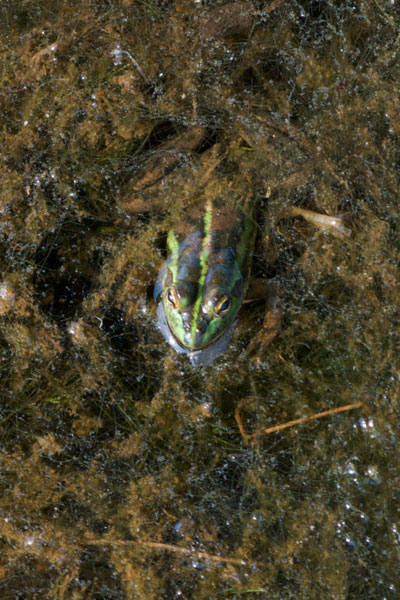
[{"left": 245, "top": 280, "right": 281, "bottom": 363}]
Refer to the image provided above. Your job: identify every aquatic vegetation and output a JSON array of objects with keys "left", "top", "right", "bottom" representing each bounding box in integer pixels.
[{"left": 0, "top": 0, "right": 399, "bottom": 598}]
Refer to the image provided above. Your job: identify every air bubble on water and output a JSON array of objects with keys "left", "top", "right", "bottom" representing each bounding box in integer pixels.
[
  {"left": 336, "top": 519, "right": 344, "bottom": 533},
  {"left": 344, "top": 461, "right": 357, "bottom": 476},
  {"left": 24, "top": 536, "right": 34, "bottom": 546},
  {"left": 365, "top": 464, "right": 381, "bottom": 484},
  {"left": 251, "top": 512, "right": 263, "bottom": 523},
  {"left": 111, "top": 43, "right": 123, "bottom": 66},
  {"left": 68, "top": 321, "right": 88, "bottom": 345},
  {"left": 364, "top": 536, "right": 373, "bottom": 547},
  {"left": 343, "top": 535, "right": 356, "bottom": 548},
  {"left": 358, "top": 417, "right": 377, "bottom": 437},
  {"left": 392, "top": 524, "right": 400, "bottom": 543},
  {"left": 191, "top": 560, "right": 206, "bottom": 570}
]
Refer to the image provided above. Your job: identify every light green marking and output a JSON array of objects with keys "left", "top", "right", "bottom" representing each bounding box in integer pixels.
[
  {"left": 190, "top": 199, "right": 212, "bottom": 345},
  {"left": 167, "top": 229, "right": 180, "bottom": 282}
]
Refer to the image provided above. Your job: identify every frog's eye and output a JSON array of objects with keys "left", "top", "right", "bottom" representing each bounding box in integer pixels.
[
  {"left": 167, "top": 286, "right": 180, "bottom": 309},
  {"left": 214, "top": 295, "right": 231, "bottom": 316}
]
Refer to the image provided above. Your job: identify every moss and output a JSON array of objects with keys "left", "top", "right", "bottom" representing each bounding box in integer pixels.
[{"left": 0, "top": 0, "right": 399, "bottom": 598}]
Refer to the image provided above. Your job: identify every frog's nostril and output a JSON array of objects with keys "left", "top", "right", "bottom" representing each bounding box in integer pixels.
[{"left": 196, "top": 322, "right": 207, "bottom": 334}]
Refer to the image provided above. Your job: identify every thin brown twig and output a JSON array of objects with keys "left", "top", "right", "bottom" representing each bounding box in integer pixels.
[
  {"left": 38, "top": 327, "right": 64, "bottom": 353},
  {"left": 235, "top": 396, "right": 363, "bottom": 441},
  {"left": 81, "top": 538, "right": 251, "bottom": 567}
]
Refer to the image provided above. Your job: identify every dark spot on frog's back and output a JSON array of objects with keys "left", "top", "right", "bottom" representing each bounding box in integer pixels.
[{"left": 175, "top": 281, "right": 198, "bottom": 304}]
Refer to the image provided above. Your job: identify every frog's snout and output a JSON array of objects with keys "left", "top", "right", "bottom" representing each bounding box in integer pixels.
[{"left": 183, "top": 317, "right": 208, "bottom": 349}]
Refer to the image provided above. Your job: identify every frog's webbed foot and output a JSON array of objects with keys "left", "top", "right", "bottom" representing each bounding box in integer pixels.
[
  {"left": 285, "top": 206, "right": 353, "bottom": 239},
  {"left": 246, "top": 281, "right": 281, "bottom": 364}
]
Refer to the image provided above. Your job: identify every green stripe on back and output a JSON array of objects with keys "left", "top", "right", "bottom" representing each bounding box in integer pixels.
[
  {"left": 190, "top": 199, "right": 212, "bottom": 345},
  {"left": 167, "top": 229, "right": 180, "bottom": 282}
]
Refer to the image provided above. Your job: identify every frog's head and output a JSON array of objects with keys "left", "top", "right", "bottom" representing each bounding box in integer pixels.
[
  {"left": 162, "top": 275, "right": 244, "bottom": 351},
  {"left": 154, "top": 232, "right": 245, "bottom": 363}
]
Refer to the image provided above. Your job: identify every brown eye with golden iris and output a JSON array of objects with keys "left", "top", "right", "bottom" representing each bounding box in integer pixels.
[
  {"left": 215, "top": 295, "right": 231, "bottom": 316},
  {"left": 167, "top": 286, "right": 179, "bottom": 308}
]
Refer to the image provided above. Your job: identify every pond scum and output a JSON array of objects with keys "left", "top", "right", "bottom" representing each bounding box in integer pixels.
[{"left": 0, "top": 1, "right": 399, "bottom": 598}]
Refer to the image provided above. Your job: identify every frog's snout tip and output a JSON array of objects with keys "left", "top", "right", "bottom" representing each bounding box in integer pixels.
[
  {"left": 184, "top": 330, "right": 202, "bottom": 350},
  {"left": 183, "top": 319, "right": 208, "bottom": 349}
]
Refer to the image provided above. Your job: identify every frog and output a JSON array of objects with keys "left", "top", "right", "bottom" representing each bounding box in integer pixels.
[{"left": 153, "top": 194, "right": 257, "bottom": 366}]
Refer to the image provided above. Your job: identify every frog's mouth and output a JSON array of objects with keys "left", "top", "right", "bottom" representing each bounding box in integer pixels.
[{"left": 156, "top": 302, "right": 237, "bottom": 366}]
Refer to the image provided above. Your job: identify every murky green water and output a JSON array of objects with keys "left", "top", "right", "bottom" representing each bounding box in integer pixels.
[{"left": 0, "top": 1, "right": 399, "bottom": 598}]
